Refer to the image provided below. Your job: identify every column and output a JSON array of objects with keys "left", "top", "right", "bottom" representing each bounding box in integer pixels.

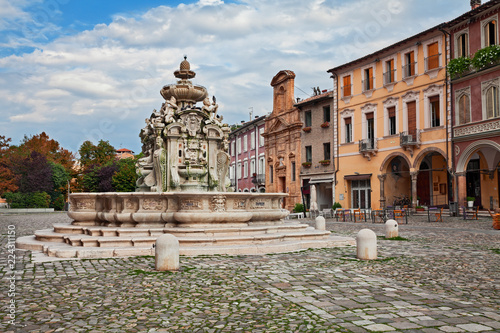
[
  {"left": 378, "top": 174, "right": 387, "bottom": 209},
  {"left": 457, "top": 172, "right": 467, "bottom": 207},
  {"left": 411, "top": 171, "right": 418, "bottom": 208}
]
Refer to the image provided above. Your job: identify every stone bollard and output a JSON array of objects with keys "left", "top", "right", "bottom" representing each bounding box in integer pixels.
[
  {"left": 385, "top": 219, "right": 398, "bottom": 238},
  {"left": 315, "top": 216, "right": 326, "bottom": 231},
  {"left": 155, "top": 234, "right": 180, "bottom": 271},
  {"left": 356, "top": 229, "right": 377, "bottom": 260}
]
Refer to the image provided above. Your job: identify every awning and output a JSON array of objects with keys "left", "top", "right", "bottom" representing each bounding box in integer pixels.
[
  {"left": 344, "top": 174, "right": 371, "bottom": 181},
  {"left": 308, "top": 178, "right": 334, "bottom": 184}
]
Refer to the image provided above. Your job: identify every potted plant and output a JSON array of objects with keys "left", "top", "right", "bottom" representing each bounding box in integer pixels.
[
  {"left": 319, "top": 159, "right": 330, "bottom": 166},
  {"left": 332, "top": 202, "right": 342, "bottom": 210},
  {"left": 302, "top": 162, "right": 312, "bottom": 168},
  {"left": 466, "top": 196, "right": 475, "bottom": 208},
  {"left": 321, "top": 122, "right": 330, "bottom": 128},
  {"left": 416, "top": 206, "right": 425, "bottom": 212},
  {"left": 302, "top": 127, "right": 312, "bottom": 132}
]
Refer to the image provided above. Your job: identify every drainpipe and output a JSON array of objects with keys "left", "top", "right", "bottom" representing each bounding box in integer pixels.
[
  {"left": 330, "top": 72, "right": 339, "bottom": 203},
  {"left": 440, "top": 28, "right": 456, "bottom": 205}
]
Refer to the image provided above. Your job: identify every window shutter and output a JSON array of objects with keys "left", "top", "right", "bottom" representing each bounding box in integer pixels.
[
  {"left": 366, "top": 112, "right": 374, "bottom": 120},
  {"left": 388, "top": 106, "right": 396, "bottom": 118},
  {"left": 345, "top": 117, "right": 352, "bottom": 125}
]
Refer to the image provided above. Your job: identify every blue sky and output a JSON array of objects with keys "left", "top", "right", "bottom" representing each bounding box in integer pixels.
[{"left": 0, "top": 0, "right": 472, "bottom": 155}]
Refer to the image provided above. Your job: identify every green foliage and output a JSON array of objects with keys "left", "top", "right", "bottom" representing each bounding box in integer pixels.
[
  {"left": 466, "top": 196, "right": 475, "bottom": 201},
  {"left": 471, "top": 44, "right": 500, "bottom": 70},
  {"left": 332, "top": 202, "right": 342, "bottom": 210},
  {"left": 52, "top": 194, "right": 65, "bottom": 211},
  {"left": 294, "top": 203, "right": 304, "bottom": 213},
  {"left": 446, "top": 57, "right": 472, "bottom": 78},
  {"left": 5, "top": 191, "right": 50, "bottom": 208},
  {"left": 78, "top": 140, "right": 116, "bottom": 168},
  {"left": 112, "top": 158, "right": 139, "bottom": 192}
]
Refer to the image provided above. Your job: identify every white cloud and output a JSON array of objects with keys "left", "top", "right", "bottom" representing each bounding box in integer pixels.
[{"left": 0, "top": 0, "right": 471, "bottom": 153}]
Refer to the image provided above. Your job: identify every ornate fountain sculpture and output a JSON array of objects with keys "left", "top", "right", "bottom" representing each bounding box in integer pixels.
[
  {"left": 16, "top": 58, "right": 355, "bottom": 258},
  {"left": 136, "top": 57, "right": 230, "bottom": 193}
]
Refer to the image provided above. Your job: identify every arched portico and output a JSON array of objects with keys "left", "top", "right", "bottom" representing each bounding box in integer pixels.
[
  {"left": 379, "top": 153, "right": 412, "bottom": 208},
  {"left": 456, "top": 140, "right": 500, "bottom": 209}
]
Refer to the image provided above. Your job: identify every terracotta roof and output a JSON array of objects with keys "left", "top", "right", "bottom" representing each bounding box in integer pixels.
[
  {"left": 116, "top": 148, "right": 133, "bottom": 153},
  {"left": 294, "top": 90, "right": 333, "bottom": 107},
  {"left": 446, "top": 0, "right": 500, "bottom": 29}
]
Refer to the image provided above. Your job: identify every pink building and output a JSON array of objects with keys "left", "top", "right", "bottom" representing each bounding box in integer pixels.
[{"left": 229, "top": 116, "right": 267, "bottom": 192}]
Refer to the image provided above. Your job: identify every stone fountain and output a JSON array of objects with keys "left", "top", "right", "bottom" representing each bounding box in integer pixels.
[{"left": 16, "top": 58, "right": 354, "bottom": 259}]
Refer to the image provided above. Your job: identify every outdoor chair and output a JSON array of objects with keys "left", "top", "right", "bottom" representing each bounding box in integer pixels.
[
  {"left": 372, "top": 209, "right": 385, "bottom": 223},
  {"left": 353, "top": 208, "right": 366, "bottom": 222},
  {"left": 463, "top": 206, "right": 478, "bottom": 220},
  {"left": 394, "top": 209, "right": 406, "bottom": 224},
  {"left": 433, "top": 207, "right": 443, "bottom": 222},
  {"left": 322, "top": 209, "right": 333, "bottom": 218}
]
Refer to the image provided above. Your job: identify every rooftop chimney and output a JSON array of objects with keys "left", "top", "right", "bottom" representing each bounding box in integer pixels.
[{"left": 471, "top": 0, "right": 481, "bottom": 10}]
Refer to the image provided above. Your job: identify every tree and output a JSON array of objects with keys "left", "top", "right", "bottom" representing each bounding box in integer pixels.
[
  {"left": 17, "top": 132, "right": 75, "bottom": 172},
  {"left": 18, "top": 151, "right": 53, "bottom": 194},
  {"left": 78, "top": 140, "right": 116, "bottom": 168},
  {"left": 0, "top": 135, "right": 18, "bottom": 196},
  {"left": 112, "top": 158, "right": 139, "bottom": 192}
]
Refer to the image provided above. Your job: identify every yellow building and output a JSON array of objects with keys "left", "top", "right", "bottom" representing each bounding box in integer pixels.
[{"left": 327, "top": 24, "right": 452, "bottom": 209}]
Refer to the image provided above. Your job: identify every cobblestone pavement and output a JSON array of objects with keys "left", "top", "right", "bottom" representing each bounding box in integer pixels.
[{"left": 0, "top": 212, "right": 499, "bottom": 332}]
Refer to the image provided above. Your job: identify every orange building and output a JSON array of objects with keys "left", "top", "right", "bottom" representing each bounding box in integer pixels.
[
  {"left": 328, "top": 24, "right": 452, "bottom": 209},
  {"left": 263, "top": 70, "right": 302, "bottom": 210}
]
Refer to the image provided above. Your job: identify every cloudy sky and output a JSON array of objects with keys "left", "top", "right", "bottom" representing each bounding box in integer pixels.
[{"left": 0, "top": 0, "right": 472, "bottom": 155}]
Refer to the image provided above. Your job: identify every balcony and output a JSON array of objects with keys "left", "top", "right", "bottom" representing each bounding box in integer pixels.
[
  {"left": 359, "top": 138, "right": 377, "bottom": 160},
  {"left": 383, "top": 69, "right": 396, "bottom": 85},
  {"left": 400, "top": 130, "right": 421, "bottom": 157},
  {"left": 425, "top": 54, "right": 441, "bottom": 79},
  {"left": 341, "top": 84, "right": 352, "bottom": 100},
  {"left": 362, "top": 77, "right": 374, "bottom": 92},
  {"left": 251, "top": 173, "right": 265, "bottom": 185}
]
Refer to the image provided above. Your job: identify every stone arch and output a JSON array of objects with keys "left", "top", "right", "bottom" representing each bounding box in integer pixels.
[
  {"left": 413, "top": 147, "right": 447, "bottom": 170},
  {"left": 379, "top": 152, "right": 412, "bottom": 172},
  {"left": 456, "top": 139, "right": 500, "bottom": 173}
]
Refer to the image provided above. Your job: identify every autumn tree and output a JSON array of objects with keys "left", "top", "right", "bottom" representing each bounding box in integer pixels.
[{"left": 0, "top": 135, "right": 18, "bottom": 196}]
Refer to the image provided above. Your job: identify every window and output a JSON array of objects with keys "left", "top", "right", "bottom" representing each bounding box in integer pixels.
[
  {"left": 259, "top": 157, "right": 264, "bottom": 174},
  {"left": 363, "top": 67, "right": 374, "bottom": 91},
  {"left": 404, "top": 51, "right": 416, "bottom": 78},
  {"left": 457, "top": 95, "right": 471, "bottom": 125},
  {"left": 457, "top": 33, "right": 469, "bottom": 58},
  {"left": 237, "top": 162, "right": 242, "bottom": 179},
  {"left": 484, "top": 20, "right": 497, "bottom": 47},
  {"left": 305, "top": 146, "right": 312, "bottom": 162},
  {"left": 250, "top": 131, "right": 255, "bottom": 150},
  {"left": 388, "top": 106, "right": 396, "bottom": 135},
  {"left": 269, "top": 165, "right": 274, "bottom": 183},
  {"left": 244, "top": 161, "right": 248, "bottom": 178},
  {"left": 259, "top": 128, "right": 264, "bottom": 147},
  {"left": 237, "top": 137, "right": 241, "bottom": 154},
  {"left": 351, "top": 179, "right": 371, "bottom": 209},
  {"left": 243, "top": 135, "right": 248, "bottom": 152},
  {"left": 366, "top": 112, "right": 374, "bottom": 147},
  {"left": 430, "top": 96, "right": 440, "bottom": 127},
  {"left": 291, "top": 162, "right": 296, "bottom": 181},
  {"left": 250, "top": 159, "right": 256, "bottom": 176},
  {"left": 230, "top": 165, "right": 235, "bottom": 180},
  {"left": 231, "top": 141, "right": 235, "bottom": 156},
  {"left": 323, "top": 106, "right": 331, "bottom": 123},
  {"left": 486, "top": 86, "right": 499, "bottom": 119},
  {"left": 345, "top": 117, "right": 352, "bottom": 143},
  {"left": 384, "top": 59, "right": 395, "bottom": 84},
  {"left": 305, "top": 111, "right": 312, "bottom": 127},
  {"left": 426, "top": 42, "right": 439, "bottom": 71},
  {"left": 342, "top": 75, "right": 352, "bottom": 97},
  {"left": 323, "top": 142, "right": 331, "bottom": 161}
]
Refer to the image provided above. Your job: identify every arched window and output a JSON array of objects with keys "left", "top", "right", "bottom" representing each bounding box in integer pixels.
[
  {"left": 484, "top": 20, "right": 497, "bottom": 46},
  {"left": 457, "top": 33, "right": 469, "bottom": 58},
  {"left": 457, "top": 94, "right": 470, "bottom": 125},
  {"left": 486, "top": 86, "right": 499, "bottom": 119}
]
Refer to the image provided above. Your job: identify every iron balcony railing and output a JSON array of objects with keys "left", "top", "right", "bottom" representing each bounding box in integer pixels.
[
  {"left": 383, "top": 69, "right": 396, "bottom": 85},
  {"left": 400, "top": 130, "right": 421, "bottom": 146},
  {"left": 402, "top": 62, "right": 417, "bottom": 78},
  {"left": 362, "top": 77, "right": 375, "bottom": 92},
  {"left": 425, "top": 54, "right": 441, "bottom": 71},
  {"left": 341, "top": 84, "right": 352, "bottom": 98},
  {"left": 251, "top": 173, "right": 265, "bottom": 185},
  {"left": 359, "top": 138, "right": 377, "bottom": 152}
]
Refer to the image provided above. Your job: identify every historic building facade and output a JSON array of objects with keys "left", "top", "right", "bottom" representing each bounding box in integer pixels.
[
  {"left": 228, "top": 116, "right": 266, "bottom": 193},
  {"left": 262, "top": 70, "right": 302, "bottom": 210},
  {"left": 328, "top": 24, "right": 451, "bottom": 210},
  {"left": 295, "top": 90, "right": 335, "bottom": 210},
  {"left": 447, "top": 0, "right": 500, "bottom": 210}
]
